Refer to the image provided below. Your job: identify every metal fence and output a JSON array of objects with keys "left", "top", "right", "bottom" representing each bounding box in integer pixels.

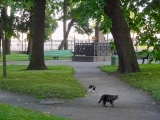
[
  {"left": 74, "top": 42, "right": 111, "bottom": 56},
  {"left": 10, "top": 39, "right": 91, "bottom": 51}
]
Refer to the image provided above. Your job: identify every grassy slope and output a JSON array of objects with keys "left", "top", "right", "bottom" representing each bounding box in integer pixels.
[
  {"left": 0, "top": 104, "right": 69, "bottom": 120},
  {"left": 0, "top": 64, "right": 85, "bottom": 119},
  {"left": 0, "top": 65, "right": 86, "bottom": 99},
  {"left": 99, "top": 64, "right": 160, "bottom": 104}
]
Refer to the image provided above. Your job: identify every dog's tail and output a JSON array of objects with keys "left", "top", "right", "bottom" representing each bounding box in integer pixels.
[{"left": 98, "top": 95, "right": 103, "bottom": 103}]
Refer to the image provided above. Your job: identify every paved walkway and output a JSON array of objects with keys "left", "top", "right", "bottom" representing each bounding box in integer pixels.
[{"left": 0, "top": 60, "right": 160, "bottom": 120}]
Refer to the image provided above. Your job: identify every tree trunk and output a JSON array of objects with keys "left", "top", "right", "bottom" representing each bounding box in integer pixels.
[
  {"left": 27, "top": 0, "right": 47, "bottom": 70},
  {"left": 64, "top": 40, "right": 68, "bottom": 49},
  {"left": 26, "top": 38, "right": 32, "bottom": 55},
  {"left": 58, "top": 19, "right": 74, "bottom": 50},
  {"left": 5, "top": 37, "right": 11, "bottom": 54},
  {"left": 104, "top": 0, "right": 140, "bottom": 73},
  {"left": 0, "top": 38, "right": 1, "bottom": 57},
  {"left": 0, "top": 18, "right": 7, "bottom": 77},
  {"left": 63, "top": 0, "right": 68, "bottom": 49}
]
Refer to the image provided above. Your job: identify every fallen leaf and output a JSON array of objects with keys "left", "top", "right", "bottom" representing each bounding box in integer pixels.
[
  {"left": 152, "top": 102, "right": 156, "bottom": 105},
  {"left": 49, "top": 106, "right": 54, "bottom": 108}
]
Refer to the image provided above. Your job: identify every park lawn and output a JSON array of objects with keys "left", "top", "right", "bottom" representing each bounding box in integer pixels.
[
  {"left": 99, "top": 64, "right": 160, "bottom": 104},
  {"left": 0, "top": 54, "right": 71, "bottom": 61},
  {"left": 0, "top": 104, "right": 69, "bottom": 120},
  {"left": 0, "top": 54, "right": 29, "bottom": 61},
  {"left": 0, "top": 65, "right": 86, "bottom": 99}
]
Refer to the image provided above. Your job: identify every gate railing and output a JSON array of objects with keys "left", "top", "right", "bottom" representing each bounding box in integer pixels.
[{"left": 74, "top": 42, "right": 110, "bottom": 56}]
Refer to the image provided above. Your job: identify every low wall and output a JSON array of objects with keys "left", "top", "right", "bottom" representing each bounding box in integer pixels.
[
  {"left": 72, "top": 56, "right": 111, "bottom": 62},
  {"left": 11, "top": 51, "right": 26, "bottom": 54}
]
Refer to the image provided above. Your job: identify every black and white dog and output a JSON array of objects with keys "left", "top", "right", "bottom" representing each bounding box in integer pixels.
[{"left": 88, "top": 85, "right": 96, "bottom": 93}]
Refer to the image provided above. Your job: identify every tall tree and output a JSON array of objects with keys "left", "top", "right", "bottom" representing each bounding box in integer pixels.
[
  {"left": 1, "top": 7, "right": 13, "bottom": 54},
  {"left": 58, "top": 17, "right": 93, "bottom": 50},
  {"left": 0, "top": 18, "right": 7, "bottom": 77},
  {"left": 0, "top": 8, "right": 7, "bottom": 77},
  {"left": 0, "top": 0, "right": 15, "bottom": 77},
  {"left": 58, "top": 2, "right": 93, "bottom": 50},
  {"left": 72, "top": 0, "right": 140, "bottom": 73},
  {"left": 14, "top": 0, "right": 58, "bottom": 54},
  {"left": 104, "top": 0, "right": 140, "bottom": 73},
  {"left": 27, "top": 0, "right": 47, "bottom": 70},
  {"left": 63, "top": 0, "right": 67, "bottom": 49}
]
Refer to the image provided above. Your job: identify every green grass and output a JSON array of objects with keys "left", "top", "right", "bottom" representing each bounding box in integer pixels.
[
  {"left": 0, "top": 104, "right": 69, "bottom": 120},
  {"left": 99, "top": 64, "right": 160, "bottom": 104},
  {"left": 0, "top": 54, "right": 71, "bottom": 61},
  {"left": 0, "top": 65, "right": 86, "bottom": 99},
  {"left": 0, "top": 54, "right": 29, "bottom": 61},
  {"left": 0, "top": 65, "right": 84, "bottom": 119}
]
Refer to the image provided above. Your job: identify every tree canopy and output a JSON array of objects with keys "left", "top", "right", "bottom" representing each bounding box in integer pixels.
[
  {"left": 1, "top": 0, "right": 160, "bottom": 71},
  {"left": 57, "top": 0, "right": 93, "bottom": 49},
  {"left": 72, "top": 0, "right": 160, "bottom": 73}
]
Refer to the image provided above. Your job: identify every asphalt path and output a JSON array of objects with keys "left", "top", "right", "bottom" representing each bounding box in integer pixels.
[{"left": 0, "top": 60, "right": 160, "bottom": 120}]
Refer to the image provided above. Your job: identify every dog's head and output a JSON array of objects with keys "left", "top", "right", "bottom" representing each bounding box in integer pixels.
[{"left": 92, "top": 86, "right": 96, "bottom": 90}]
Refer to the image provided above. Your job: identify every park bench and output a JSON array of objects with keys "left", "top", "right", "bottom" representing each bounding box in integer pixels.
[
  {"left": 44, "top": 50, "right": 73, "bottom": 60},
  {"left": 111, "top": 51, "right": 155, "bottom": 64},
  {"left": 135, "top": 51, "right": 154, "bottom": 64},
  {"left": 29, "top": 50, "right": 73, "bottom": 60}
]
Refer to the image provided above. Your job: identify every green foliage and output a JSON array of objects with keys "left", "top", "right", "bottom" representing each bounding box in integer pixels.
[
  {"left": 0, "top": 0, "right": 58, "bottom": 42},
  {"left": 0, "top": 65, "right": 86, "bottom": 99},
  {"left": 151, "top": 44, "right": 160, "bottom": 62},
  {"left": 135, "top": 0, "right": 160, "bottom": 60},
  {"left": 72, "top": 0, "right": 160, "bottom": 61},
  {"left": 0, "top": 0, "right": 14, "bottom": 8},
  {"left": 73, "top": 0, "right": 111, "bottom": 34},
  {"left": 121, "top": 0, "right": 160, "bottom": 61},
  {"left": 109, "top": 41, "right": 116, "bottom": 52},
  {"left": 0, "top": 1, "right": 15, "bottom": 39},
  {"left": 99, "top": 64, "right": 160, "bottom": 104},
  {"left": 73, "top": 18, "right": 93, "bottom": 35},
  {"left": 2, "top": 0, "right": 160, "bottom": 60},
  {"left": 45, "top": 12, "right": 58, "bottom": 41},
  {"left": 0, "top": 104, "right": 68, "bottom": 120},
  {"left": 3, "top": 10, "right": 15, "bottom": 39},
  {"left": 56, "top": 1, "right": 93, "bottom": 36}
]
